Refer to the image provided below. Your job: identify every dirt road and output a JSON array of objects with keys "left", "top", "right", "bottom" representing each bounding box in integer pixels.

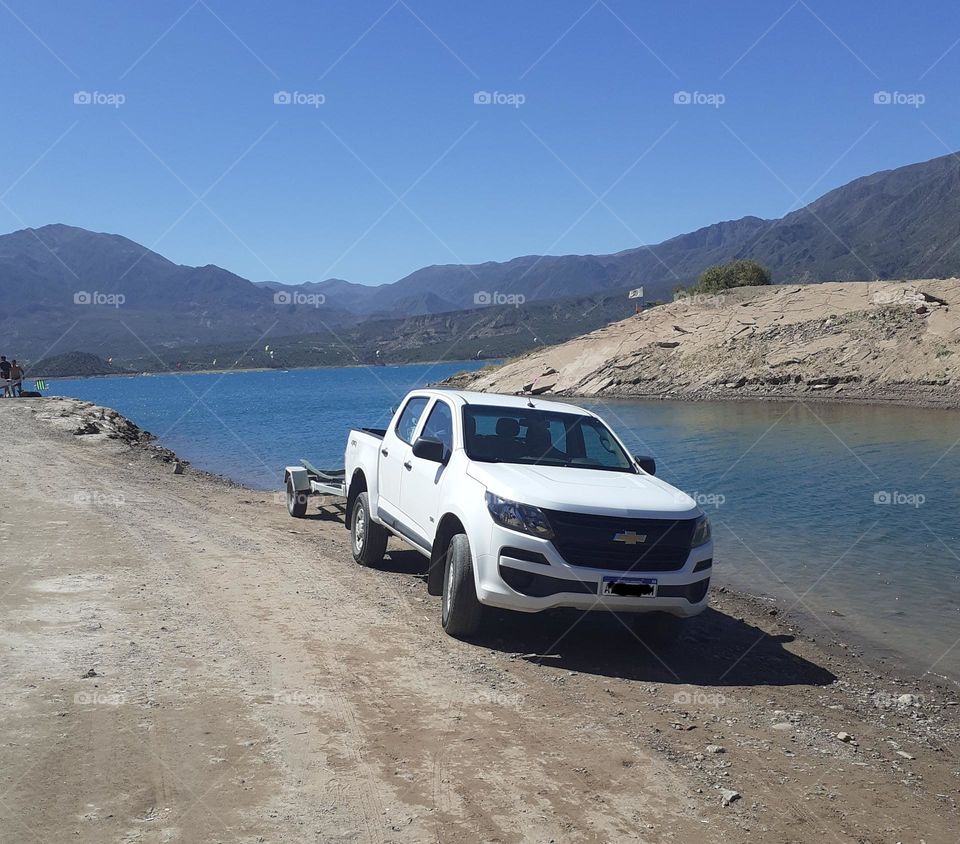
[{"left": 0, "top": 398, "right": 957, "bottom": 843}]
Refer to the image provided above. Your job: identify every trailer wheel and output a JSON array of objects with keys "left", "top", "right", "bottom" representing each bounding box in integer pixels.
[
  {"left": 286, "top": 476, "right": 308, "bottom": 518},
  {"left": 441, "top": 534, "right": 483, "bottom": 639},
  {"left": 351, "top": 492, "right": 387, "bottom": 567}
]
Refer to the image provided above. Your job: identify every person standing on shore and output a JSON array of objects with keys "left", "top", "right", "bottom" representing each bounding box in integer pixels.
[
  {"left": 9, "top": 360, "right": 24, "bottom": 397},
  {"left": 0, "top": 356, "right": 10, "bottom": 397}
]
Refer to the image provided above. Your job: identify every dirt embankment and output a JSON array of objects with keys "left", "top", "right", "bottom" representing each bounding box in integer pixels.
[
  {"left": 448, "top": 280, "right": 960, "bottom": 407},
  {"left": 1, "top": 398, "right": 958, "bottom": 843}
]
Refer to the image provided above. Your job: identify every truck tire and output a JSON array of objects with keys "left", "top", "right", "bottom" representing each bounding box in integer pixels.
[
  {"left": 441, "top": 534, "right": 483, "bottom": 638},
  {"left": 287, "top": 476, "right": 308, "bottom": 518},
  {"left": 351, "top": 491, "right": 387, "bottom": 567}
]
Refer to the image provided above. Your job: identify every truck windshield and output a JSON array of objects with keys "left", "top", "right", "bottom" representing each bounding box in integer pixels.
[{"left": 462, "top": 406, "right": 635, "bottom": 472}]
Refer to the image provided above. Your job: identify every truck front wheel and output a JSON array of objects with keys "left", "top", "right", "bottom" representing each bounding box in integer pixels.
[
  {"left": 441, "top": 534, "right": 484, "bottom": 638},
  {"left": 351, "top": 491, "right": 388, "bottom": 566}
]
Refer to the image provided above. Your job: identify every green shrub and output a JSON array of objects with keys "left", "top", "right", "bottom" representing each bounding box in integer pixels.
[{"left": 696, "top": 259, "right": 771, "bottom": 293}]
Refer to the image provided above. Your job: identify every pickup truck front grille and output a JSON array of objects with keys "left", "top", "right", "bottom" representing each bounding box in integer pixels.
[{"left": 543, "top": 509, "right": 695, "bottom": 572}]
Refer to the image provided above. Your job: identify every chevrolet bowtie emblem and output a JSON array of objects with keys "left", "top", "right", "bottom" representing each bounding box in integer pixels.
[{"left": 613, "top": 531, "right": 646, "bottom": 545}]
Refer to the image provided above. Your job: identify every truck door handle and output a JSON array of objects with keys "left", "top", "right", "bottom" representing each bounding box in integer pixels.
[
  {"left": 381, "top": 448, "right": 389, "bottom": 457},
  {"left": 403, "top": 460, "right": 412, "bottom": 470}
]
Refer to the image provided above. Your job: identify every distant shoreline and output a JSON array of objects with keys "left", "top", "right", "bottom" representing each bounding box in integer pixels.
[{"left": 33, "top": 358, "right": 495, "bottom": 383}]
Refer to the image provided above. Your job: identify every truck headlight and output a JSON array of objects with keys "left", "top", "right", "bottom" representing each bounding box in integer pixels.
[
  {"left": 485, "top": 492, "right": 554, "bottom": 540},
  {"left": 690, "top": 514, "right": 711, "bottom": 548}
]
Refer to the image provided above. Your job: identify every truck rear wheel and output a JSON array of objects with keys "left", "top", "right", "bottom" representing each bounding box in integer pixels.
[
  {"left": 351, "top": 491, "right": 388, "bottom": 567},
  {"left": 286, "top": 476, "right": 308, "bottom": 518},
  {"left": 441, "top": 534, "right": 483, "bottom": 638}
]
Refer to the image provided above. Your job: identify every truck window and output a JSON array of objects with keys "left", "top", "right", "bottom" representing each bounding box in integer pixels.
[
  {"left": 546, "top": 419, "right": 567, "bottom": 452},
  {"left": 395, "top": 397, "right": 429, "bottom": 444},
  {"left": 421, "top": 400, "right": 454, "bottom": 457},
  {"left": 462, "top": 405, "right": 635, "bottom": 473},
  {"left": 581, "top": 424, "right": 630, "bottom": 468}
]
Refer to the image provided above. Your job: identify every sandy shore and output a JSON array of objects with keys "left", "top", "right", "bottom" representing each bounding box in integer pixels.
[
  {"left": 448, "top": 280, "right": 960, "bottom": 409},
  {"left": 0, "top": 398, "right": 957, "bottom": 843}
]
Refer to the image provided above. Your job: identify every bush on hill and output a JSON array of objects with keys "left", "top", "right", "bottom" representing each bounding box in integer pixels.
[{"left": 696, "top": 259, "right": 772, "bottom": 293}]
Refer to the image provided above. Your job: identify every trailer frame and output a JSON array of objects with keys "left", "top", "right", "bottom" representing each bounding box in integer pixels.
[{"left": 283, "top": 460, "right": 347, "bottom": 518}]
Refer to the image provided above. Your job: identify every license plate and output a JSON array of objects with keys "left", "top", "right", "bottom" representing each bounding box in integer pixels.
[{"left": 600, "top": 576, "right": 658, "bottom": 597}]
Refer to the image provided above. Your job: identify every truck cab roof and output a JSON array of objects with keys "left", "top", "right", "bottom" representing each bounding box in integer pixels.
[{"left": 411, "top": 388, "right": 593, "bottom": 417}]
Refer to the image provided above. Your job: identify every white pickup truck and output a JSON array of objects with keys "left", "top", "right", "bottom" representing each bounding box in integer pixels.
[{"left": 286, "top": 389, "right": 713, "bottom": 639}]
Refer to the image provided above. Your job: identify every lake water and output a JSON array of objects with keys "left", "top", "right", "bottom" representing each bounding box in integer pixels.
[
  {"left": 50, "top": 363, "right": 487, "bottom": 487},
  {"left": 48, "top": 364, "right": 960, "bottom": 684}
]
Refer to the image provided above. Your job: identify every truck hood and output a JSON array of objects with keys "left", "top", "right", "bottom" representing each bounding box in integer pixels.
[{"left": 466, "top": 461, "right": 700, "bottom": 519}]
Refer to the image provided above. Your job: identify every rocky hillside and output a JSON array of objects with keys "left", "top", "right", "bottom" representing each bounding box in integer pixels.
[
  {"left": 447, "top": 280, "right": 960, "bottom": 408},
  {"left": 30, "top": 351, "right": 120, "bottom": 378}
]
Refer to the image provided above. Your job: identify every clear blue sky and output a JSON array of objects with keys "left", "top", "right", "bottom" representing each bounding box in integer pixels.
[{"left": 1, "top": 1, "right": 958, "bottom": 285}]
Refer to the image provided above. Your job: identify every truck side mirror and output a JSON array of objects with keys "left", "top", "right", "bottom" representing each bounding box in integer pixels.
[
  {"left": 634, "top": 455, "right": 656, "bottom": 475},
  {"left": 413, "top": 436, "right": 447, "bottom": 464}
]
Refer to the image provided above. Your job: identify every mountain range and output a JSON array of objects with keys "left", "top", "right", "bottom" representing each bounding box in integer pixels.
[{"left": 2, "top": 151, "right": 959, "bottom": 367}]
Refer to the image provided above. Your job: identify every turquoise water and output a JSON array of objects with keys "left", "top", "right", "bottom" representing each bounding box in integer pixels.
[
  {"left": 593, "top": 398, "right": 960, "bottom": 683},
  {"left": 49, "top": 366, "right": 960, "bottom": 682},
  {"left": 50, "top": 363, "right": 487, "bottom": 487}
]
